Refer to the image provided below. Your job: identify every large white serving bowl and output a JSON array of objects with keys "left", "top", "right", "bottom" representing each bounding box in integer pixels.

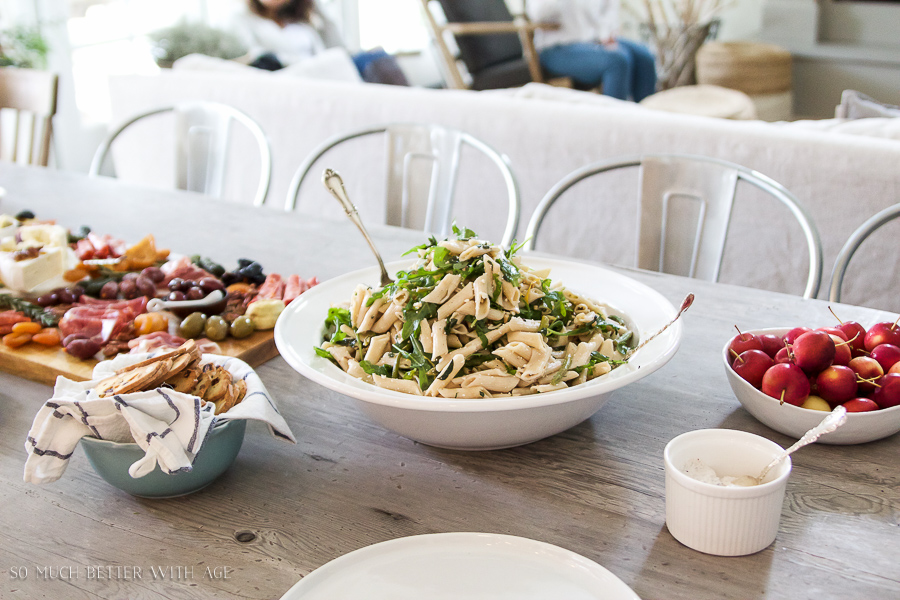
[
  {"left": 722, "top": 328, "right": 900, "bottom": 445},
  {"left": 276, "top": 256, "right": 682, "bottom": 450}
]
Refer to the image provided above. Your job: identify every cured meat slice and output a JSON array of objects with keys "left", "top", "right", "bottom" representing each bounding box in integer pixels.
[
  {"left": 282, "top": 274, "right": 305, "bottom": 305},
  {"left": 160, "top": 256, "right": 213, "bottom": 285},
  {"left": 256, "top": 273, "right": 285, "bottom": 301},
  {"left": 127, "top": 331, "right": 220, "bottom": 356},
  {"left": 59, "top": 297, "right": 148, "bottom": 345},
  {"left": 128, "top": 331, "right": 186, "bottom": 354}
]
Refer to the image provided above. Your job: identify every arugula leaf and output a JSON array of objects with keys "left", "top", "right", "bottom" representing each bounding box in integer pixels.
[
  {"left": 496, "top": 256, "right": 520, "bottom": 287},
  {"left": 432, "top": 245, "right": 451, "bottom": 268},
  {"left": 473, "top": 320, "right": 490, "bottom": 349},
  {"left": 615, "top": 331, "right": 635, "bottom": 356},
  {"left": 451, "top": 223, "right": 477, "bottom": 240},
  {"left": 314, "top": 346, "right": 338, "bottom": 364},
  {"left": 505, "top": 237, "right": 528, "bottom": 259},
  {"left": 359, "top": 360, "right": 393, "bottom": 377},
  {"left": 323, "top": 307, "right": 352, "bottom": 343},
  {"left": 573, "top": 352, "right": 628, "bottom": 374},
  {"left": 402, "top": 235, "right": 438, "bottom": 256}
]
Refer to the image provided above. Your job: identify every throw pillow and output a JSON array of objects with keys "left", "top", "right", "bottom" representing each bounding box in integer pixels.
[{"left": 835, "top": 90, "right": 900, "bottom": 119}]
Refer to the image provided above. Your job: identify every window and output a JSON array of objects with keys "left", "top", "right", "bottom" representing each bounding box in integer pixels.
[{"left": 356, "top": 0, "right": 428, "bottom": 53}]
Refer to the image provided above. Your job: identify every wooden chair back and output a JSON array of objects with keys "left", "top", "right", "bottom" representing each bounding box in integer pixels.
[
  {"left": 0, "top": 68, "right": 59, "bottom": 166},
  {"left": 417, "top": 0, "right": 545, "bottom": 90}
]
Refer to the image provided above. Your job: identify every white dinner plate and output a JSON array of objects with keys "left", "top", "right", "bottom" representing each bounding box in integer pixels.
[{"left": 279, "top": 533, "right": 641, "bottom": 600}]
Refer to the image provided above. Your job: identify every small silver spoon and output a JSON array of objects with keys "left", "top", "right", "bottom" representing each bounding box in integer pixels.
[
  {"left": 752, "top": 405, "right": 849, "bottom": 484},
  {"left": 322, "top": 169, "right": 393, "bottom": 288},
  {"left": 146, "top": 289, "right": 225, "bottom": 313}
]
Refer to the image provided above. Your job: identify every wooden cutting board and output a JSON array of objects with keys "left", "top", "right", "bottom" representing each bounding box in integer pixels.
[{"left": 0, "top": 331, "right": 279, "bottom": 386}]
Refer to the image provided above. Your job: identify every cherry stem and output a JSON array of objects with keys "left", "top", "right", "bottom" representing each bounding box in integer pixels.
[
  {"left": 779, "top": 389, "right": 786, "bottom": 406},
  {"left": 734, "top": 324, "right": 745, "bottom": 337},
  {"left": 730, "top": 349, "right": 744, "bottom": 363},
  {"left": 828, "top": 306, "right": 844, "bottom": 325}
]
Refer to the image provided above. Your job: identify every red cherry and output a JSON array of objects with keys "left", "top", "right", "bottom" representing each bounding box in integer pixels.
[
  {"left": 864, "top": 322, "right": 900, "bottom": 352},
  {"left": 872, "top": 373, "right": 900, "bottom": 409},
  {"left": 870, "top": 344, "right": 900, "bottom": 373},
  {"left": 759, "top": 334, "right": 784, "bottom": 358},
  {"left": 729, "top": 332, "right": 763, "bottom": 362},
  {"left": 817, "top": 327, "right": 849, "bottom": 342},
  {"left": 774, "top": 346, "right": 793, "bottom": 364},
  {"left": 732, "top": 349, "right": 774, "bottom": 389},
  {"left": 842, "top": 398, "right": 879, "bottom": 413},
  {"left": 784, "top": 327, "right": 812, "bottom": 346},
  {"left": 837, "top": 321, "right": 867, "bottom": 355},
  {"left": 829, "top": 335, "right": 852, "bottom": 366},
  {"left": 815, "top": 365, "right": 858, "bottom": 405},
  {"left": 792, "top": 331, "right": 836, "bottom": 374},
  {"left": 848, "top": 356, "right": 884, "bottom": 395},
  {"left": 762, "top": 363, "right": 811, "bottom": 406}
]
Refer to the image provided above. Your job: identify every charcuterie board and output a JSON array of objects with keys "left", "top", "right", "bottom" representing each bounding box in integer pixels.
[{"left": 0, "top": 330, "right": 278, "bottom": 386}]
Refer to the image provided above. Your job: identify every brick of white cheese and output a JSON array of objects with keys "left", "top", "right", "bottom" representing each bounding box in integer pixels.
[{"left": 0, "top": 247, "right": 68, "bottom": 292}]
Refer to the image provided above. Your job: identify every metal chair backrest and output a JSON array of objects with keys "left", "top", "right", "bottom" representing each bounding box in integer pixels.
[
  {"left": 89, "top": 101, "right": 272, "bottom": 207},
  {"left": 524, "top": 154, "right": 823, "bottom": 299},
  {"left": 829, "top": 203, "right": 900, "bottom": 303},
  {"left": 0, "top": 67, "right": 59, "bottom": 166},
  {"left": 285, "top": 123, "right": 521, "bottom": 247}
]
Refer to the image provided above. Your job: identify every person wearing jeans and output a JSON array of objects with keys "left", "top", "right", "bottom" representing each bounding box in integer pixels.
[{"left": 528, "top": 0, "right": 658, "bottom": 101}]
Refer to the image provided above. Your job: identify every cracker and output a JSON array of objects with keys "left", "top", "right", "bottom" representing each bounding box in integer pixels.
[
  {"left": 232, "top": 378, "right": 247, "bottom": 406},
  {"left": 190, "top": 365, "right": 217, "bottom": 399},
  {"left": 213, "top": 384, "right": 235, "bottom": 415},
  {"left": 115, "top": 345, "right": 184, "bottom": 374},
  {"left": 141, "top": 357, "right": 176, "bottom": 390},
  {"left": 95, "top": 362, "right": 164, "bottom": 397},
  {"left": 165, "top": 365, "right": 202, "bottom": 394},
  {"left": 204, "top": 368, "right": 233, "bottom": 404}
]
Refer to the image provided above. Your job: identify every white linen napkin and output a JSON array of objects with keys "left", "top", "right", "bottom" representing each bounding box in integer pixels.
[{"left": 24, "top": 354, "right": 295, "bottom": 485}]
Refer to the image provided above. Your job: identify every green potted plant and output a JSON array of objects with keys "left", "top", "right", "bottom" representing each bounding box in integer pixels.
[
  {"left": 0, "top": 25, "right": 50, "bottom": 69},
  {"left": 148, "top": 20, "right": 247, "bottom": 68}
]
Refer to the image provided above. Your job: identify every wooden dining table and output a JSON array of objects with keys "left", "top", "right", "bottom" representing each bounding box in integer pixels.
[{"left": 1, "top": 163, "right": 898, "bottom": 600}]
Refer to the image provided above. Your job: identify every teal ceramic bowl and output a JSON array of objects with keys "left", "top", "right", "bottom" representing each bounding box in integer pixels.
[{"left": 80, "top": 419, "right": 246, "bottom": 498}]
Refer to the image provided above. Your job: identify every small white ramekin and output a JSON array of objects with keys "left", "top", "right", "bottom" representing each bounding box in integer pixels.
[{"left": 664, "top": 429, "right": 792, "bottom": 556}]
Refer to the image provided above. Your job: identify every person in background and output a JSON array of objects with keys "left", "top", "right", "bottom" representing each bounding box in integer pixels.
[
  {"left": 228, "top": 0, "right": 408, "bottom": 84},
  {"left": 230, "top": 0, "right": 339, "bottom": 69},
  {"left": 528, "top": 0, "right": 657, "bottom": 102}
]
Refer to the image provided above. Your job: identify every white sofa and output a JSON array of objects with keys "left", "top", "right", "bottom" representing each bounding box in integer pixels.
[{"left": 107, "top": 71, "right": 900, "bottom": 312}]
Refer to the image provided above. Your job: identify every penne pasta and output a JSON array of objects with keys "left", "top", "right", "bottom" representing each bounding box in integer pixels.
[{"left": 317, "top": 229, "right": 634, "bottom": 398}]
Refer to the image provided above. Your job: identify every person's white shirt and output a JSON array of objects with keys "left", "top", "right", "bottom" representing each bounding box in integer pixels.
[
  {"left": 528, "top": 0, "right": 619, "bottom": 51},
  {"left": 228, "top": 9, "right": 326, "bottom": 65}
]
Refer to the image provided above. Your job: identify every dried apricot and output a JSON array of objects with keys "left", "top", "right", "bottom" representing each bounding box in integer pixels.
[
  {"left": 3, "top": 332, "right": 32, "bottom": 348},
  {"left": 12, "top": 321, "right": 42, "bottom": 335},
  {"left": 32, "top": 328, "right": 62, "bottom": 346}
]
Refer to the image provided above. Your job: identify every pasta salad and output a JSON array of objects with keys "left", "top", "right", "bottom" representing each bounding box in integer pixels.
[{"left": 316, "top": 226, "right": 635, "bottom": 398}]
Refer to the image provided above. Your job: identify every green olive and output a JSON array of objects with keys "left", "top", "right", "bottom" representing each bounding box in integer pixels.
[
  {"left": 229, "top": 315, "right": 254, "bottom": 339},
  {"left": 205, "top": 315, "right": 229, "bottom": 341},
  {"left": 179, "top": 312, "right": 208, "bottom": 339}
]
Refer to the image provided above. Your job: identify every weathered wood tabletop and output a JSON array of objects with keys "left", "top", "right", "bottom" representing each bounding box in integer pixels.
[{"left": 1, "top": 165, "right": 898, "bottom": 599}]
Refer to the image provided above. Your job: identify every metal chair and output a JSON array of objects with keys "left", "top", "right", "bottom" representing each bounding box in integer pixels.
[
  {"left": 524, "top": 154, "right": 823, "bottom": 299},
  {"left": 89, "top": 101, "right": 272, "bottom": 207},
  {"left": 829, "top": 203, "right": 900, "bottom": 303},
  {"left": 285, "top": 123, "right": 521, "bottom": 248},
  {"left": 0, "top": 67, "right": 59, "bottom": 166}
]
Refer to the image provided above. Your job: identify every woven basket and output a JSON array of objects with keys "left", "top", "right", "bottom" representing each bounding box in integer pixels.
[{"left": 696, "top": 42, "right": 791, "bottom": 96}]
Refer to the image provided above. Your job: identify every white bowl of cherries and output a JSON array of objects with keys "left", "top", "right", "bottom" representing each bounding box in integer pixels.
[{"left": 722, "top": 319, "right": 900, "bottom": 444}]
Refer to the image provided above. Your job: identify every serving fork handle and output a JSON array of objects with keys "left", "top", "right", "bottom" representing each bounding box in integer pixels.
[{"left": 322, "top": 168, "right": 393, "bottom": 288}]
